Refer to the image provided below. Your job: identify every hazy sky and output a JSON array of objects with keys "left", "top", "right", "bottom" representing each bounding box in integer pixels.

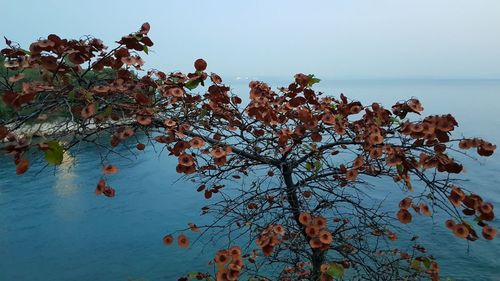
[{"left": 1, "top": 0, "right": 499, "bottom": 79}]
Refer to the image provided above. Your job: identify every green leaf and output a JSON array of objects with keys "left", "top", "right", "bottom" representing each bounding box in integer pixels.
[
  {"left": 199, "top": 109, "right": 209, "bottom": 119},
  {"left": 103, "top": 106, "right": 113, "bottom": 117},
  {"left": 67, "top": 91, "right": 76, "bottom": 102},
  {"left": 185, "top": 79, "right": 200, "bottom": 90},
  {"left": 314, "top": 161, "right": 322, "bottom": 171},
  {"left": 421, "top": 257, "right": 432, "bottom": 269},
  {"left": 390, "top": 116, "right": 400, "bottom": 125},
  {"left": 396, "top": 164, "right": 404, "bottom": 173},
  {"left": 20, "top": 49, "right": 31, "bottom": 55},
  {"left": 44, "top": 141, "right": 64, "bottom": 165},
  {"left": 411, "top": 260, "right": 422, "bottom": 272},
  {"left": 143, "top": 45, "right": 149, "bottom": 54},
  {"left": 307, "top": 74, "right": 321, "bottom": 87},
  {"left": 305, "top": 162, "right": 313, "bottom": 171},
  {"left": 326, "top": 263, "right": 344, "bottom": 278}
]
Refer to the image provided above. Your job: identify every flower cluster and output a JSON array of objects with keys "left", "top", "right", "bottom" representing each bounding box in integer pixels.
[
  {"left": 396, "top": 197, "right": 432, "bottom": 224},
  {"left": 255, "top": 224, "right": 285, "bottom": 256},
  {"left": 213, "top": 246, "right": 244, "bottom": 281},
  {"left": 445, "top": 186, "right": 497, "bottom": 240},
  {"left": 299, "top": 212, "right": 333, "bottom": 250}
]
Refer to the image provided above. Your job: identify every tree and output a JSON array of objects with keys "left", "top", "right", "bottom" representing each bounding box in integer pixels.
[{"left": 1, "top": 23, "right": 497, "bottom": 281}]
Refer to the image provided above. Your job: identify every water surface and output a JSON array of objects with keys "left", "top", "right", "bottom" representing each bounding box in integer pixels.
[{"left": 1, "top": 79, "right": 500, "bottom": 280}]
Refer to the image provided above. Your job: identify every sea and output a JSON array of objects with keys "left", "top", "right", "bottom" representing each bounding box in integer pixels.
[{"left": 1, "top": 78, "right": 499, "bottom": 280}]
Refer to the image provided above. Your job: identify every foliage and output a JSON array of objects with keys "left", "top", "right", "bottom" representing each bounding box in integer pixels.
[{"left": 1, "top": 24, "right": 498, "bottom": 281}]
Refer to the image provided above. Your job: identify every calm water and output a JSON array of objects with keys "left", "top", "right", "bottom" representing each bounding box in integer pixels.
[{"left": 1, "top": 79, "right": 500, "bottom": 281}]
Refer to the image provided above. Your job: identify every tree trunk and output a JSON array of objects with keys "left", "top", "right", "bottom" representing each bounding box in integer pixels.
[{"left": 282, "top": 164, "right": 325, "bottom": 281}]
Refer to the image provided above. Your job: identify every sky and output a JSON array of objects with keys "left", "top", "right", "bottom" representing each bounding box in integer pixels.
[{"left": 1, "top": 0, "right": 499, "bottom": 79}]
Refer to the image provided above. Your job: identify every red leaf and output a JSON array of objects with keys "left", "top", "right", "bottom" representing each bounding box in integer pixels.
[
  {"left": 16, "top": 159, "right": 29, "bottom": 175},
  {"left": 140, "top": 22, "right": 150, "bottom": 34},
  {"left": 194, "top": 59, "right": 207, "bottom": 71},
  {"left": 103, "top": 187, "right": 116, "bottom": 197},
  {"left": 95, "top": 179, "right": 106, "bottom": 195},
  {"left": 0, "top": 126, "right": 8, "bottom": 139},
  {"left": 102, "top": 165, "right": 119, "bottom": 175}
]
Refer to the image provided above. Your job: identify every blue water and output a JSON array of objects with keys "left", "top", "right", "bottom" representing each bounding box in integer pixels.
[{"left": 1, "top": 79, "right": 500, "bottom": 280}]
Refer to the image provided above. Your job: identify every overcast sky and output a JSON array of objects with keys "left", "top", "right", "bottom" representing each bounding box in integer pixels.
[{"left": 1, "top": 0, "right": 499, "bottom": 79}]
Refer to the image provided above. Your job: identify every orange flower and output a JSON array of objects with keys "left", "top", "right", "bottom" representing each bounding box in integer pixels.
[
  {"left": 167, "top": 87, "right": 184, "bottom": 97},
  {"left": 229, "top": 246, "right": 242, "bottom": 257},
  {"left": 189, "top": 137, "right": 206, "bottom": 148},
  {"left": 407, "top": 98, "right": 424, "bottom": 112},
  {"left": 399, "top": 197, "right": 412, "bottom": 210},
  {"left": 305, "top": 225, "right": 320, "bottom": 237},
  {"left": 448, "top": 196, "right": 461, "bottom": 208},
  {"left": 178, "top": 153, "right": 195, "bottom": 167},
  {"left": 163, "top": 234, "right": 174, "bottom": 245},
  {"left": 419, "top": 203, "right": 432, "bottom": 217},
  {"left": 318, "top": 230, "right": 333, "bottom": 244},
  {"left": 299, "top": 212, "right": 312, "bottom": 225},
  {"left": 479, "top": 202, "right": 493, "bottom": 215},
  {"left": 216, "top": 270, "right": 229, "bottom": 281},
  {"left": 102, "top": 165, "right": 119, "bottom": 174},
  {"left": 369, "top": 147, "right": 383, "bottom": 159},
  {"left": 271, "top": 225, "right": 284, "bottom": 236},
  {"left": 459, "top": 139, "right": 473, "bottom": 149},
  {"left": 309, "top": 238, "right": 323, "bottom": 249},
  {"left": 81, "top": 103, "right": 95, "bottom": 119},
  {"left": 322, "top": 114, "right": 335, "bottom": 125},
  {"left": 177, "top": 233, "right": 190, "bottom": 248},
  {"left": 312, "top": 216, "right": 327, "bottom": 229},
  {"left": 211, "top": 147, "right": 227, "bottom": 158},
  {"left": 214, "top": 156, "right": 227, "bottom": 166},
  {"left": 350, "top": 105, "right": 362, "bottom": 114},
  {"left": 445, "top": 219, "right": 455, "bottom": 229},
  {"left": 230, "top": 257, "right": 244, "bottom": 269},
  {"left": 320, "top": 263, "right": 329, "bottom": 272},
  {"left": 117, "top": 127, "right": 134, "bottom": 140},
  {"left": 164, "top": 119, "right": 176, "bottom": 127},
  {"left": 311, "top": 132, "right": 322, "bottom": 142},
  {"left": 397, "top": 209, "right": 412, "bottom": 224},
  {"left": 353, "top": 155, "right": 364, "bottom": 168},
  {"left": 227, "top": 269, "right": 240, "bottom": 280},
  {"left": 346, "top": 169, "right": 358, "bottom": 181},
  {"left": 452, "top": 224, "right": 469, "bottom": 239},
  {"left": 136, "top": 115, "right": 152, "bottom": 126},
  {"left": 450, "top": 187, "right": 465, "bottom": 201},
  {"left": 482, "top": 225, "right": 497, "bottom": 240},
  {"left": 214, "top": 250, "right": 229, "bottom": 264},
  {"left": 369, "top": 133, "right": 383, "bottom": 145}
]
